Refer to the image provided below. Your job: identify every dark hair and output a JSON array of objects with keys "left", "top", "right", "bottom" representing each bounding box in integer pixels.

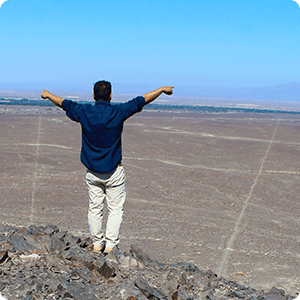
[{"left": 94, "top": 80, "right": 112, "bottom": 101}]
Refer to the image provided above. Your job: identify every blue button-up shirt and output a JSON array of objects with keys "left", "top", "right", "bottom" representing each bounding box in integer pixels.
[{"left": 61, "top": 96, "right": 146, "bottom": 173}]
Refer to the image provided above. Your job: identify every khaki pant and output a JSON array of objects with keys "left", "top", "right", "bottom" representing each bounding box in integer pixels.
[{"left": 86, "top": 165, "right": 126, "bottom": 249}]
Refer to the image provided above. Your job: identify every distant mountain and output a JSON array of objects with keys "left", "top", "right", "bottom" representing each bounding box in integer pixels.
[
  {"left": 174, "top": 82, "right": 300, "bottom": 101},
  {"left": 1, "top": 82, "right": 300, "bottom": 102}
]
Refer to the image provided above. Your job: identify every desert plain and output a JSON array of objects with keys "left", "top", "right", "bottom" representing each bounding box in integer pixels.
[{"left": 0, "top": 105, "right": 299, "bottom": 296}]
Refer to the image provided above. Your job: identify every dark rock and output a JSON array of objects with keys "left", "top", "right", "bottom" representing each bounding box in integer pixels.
[
  {"left": 49, "top": 235, "right": 66, "bottom": 252},
  {"left": 0, "top": 234, "right": 6, "bottom": 242},
  {"left": 63, "top": 246, "right": 95, "bottom": 267},
  {"left": 153, "top": 287, "right": 169, "bottom": 300},
  {"left": 0, "top": 276, "right": 10, "bottom": 285},
  {"left": 81, "top": 293, "right": 99, "bottom": 300},
  {"left": 55, "top": 283, "right": 64, "bottom": 293},
  {"left": 109, "top": 247, "right": 143, "bottom": 268},
  {"left": 205, "top": 269, "right": 218, "bottom": 279},
  {"left": 63, "top": 232, "right": 82, "bottom": 248},
  {"left": 134, "top": 277, "right": 167, "bottom": 299},
  {"left": 247, "top": 287, "right": 257, "bottom": 295},
  {"left": 0, "top": 250, "right": 8, "bottom": 264},
  {"left": 130, "top": 245, "right": 163, "bottom": 270},
  {"left": 33, "top": 233, "right": 52, "bottom": 253},
  {"left": 124, "top": 281, "right": 148, "bottom": 300},
  {"left": 43, "top": 224, "right": 59, "bottom": 236},
  {"left": 163, "top": 279, "right": 178, "bottom": 296},
  {"left": 130, "top": 245, "right": 153, "bottom": 267},
  {"left": 172, "top": 286, "right": 192, "bottom": 300},
  {"left": 6, "top": 234, "right": 40, "bottom": 254},
  {"left": 25, "top": 224, "right": 44, "bottom": 235},
  {"left": 54, "top": 229, "right": 68, "bottom": 241},
  {"left": 179, "top": 273, "right": 188, "bottom": 285},
  {"left": 3, "top": 225, "right": 13, "bottom": 232},
  {"left": 94, "top": 260, "right": 115, "bottom": 279},
  {"left": 262, "top": 287, "right": 288, "bottom": 300},
  {"left": 69, "top": 267, "right": 95, "bottom": 283},
  {"left": 63, "top": 290, "right": 74, "bottom": 298},
  {"left": 201, "top": 289, "right": 214, "bottom": 300},
  {"left": 268, "top": 287, "right": 286, "bottom": 296},
  {"left": 175, "top": 262, "right": 201, "bottom": 275},
  {"left": 225, "top": 290, "right": 245, "bottom": 298},
  {"left": 79, "top": 237, "right": 93, "bottom": 249},
  {"left": 0, "top": 225, "right": 293, "bottom": 300}
]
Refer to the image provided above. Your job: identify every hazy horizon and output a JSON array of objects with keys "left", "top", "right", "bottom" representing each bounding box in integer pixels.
[{"left": 1, "top": 81, "right": 300, "bottom": 103}]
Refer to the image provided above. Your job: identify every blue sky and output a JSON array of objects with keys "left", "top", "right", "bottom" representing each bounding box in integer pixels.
[{"left": 0, "top": 0, "right": 300, "bottom": 93}]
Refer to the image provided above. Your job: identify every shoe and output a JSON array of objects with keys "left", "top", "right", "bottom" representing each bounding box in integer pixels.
[{"left": 93, "top": 246, "right": 105, "bottom": 252}]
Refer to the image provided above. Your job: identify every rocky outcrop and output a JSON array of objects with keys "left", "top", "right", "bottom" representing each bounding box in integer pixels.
[{"left": 0, "top": 225, "right": 293, "bottom": 300}]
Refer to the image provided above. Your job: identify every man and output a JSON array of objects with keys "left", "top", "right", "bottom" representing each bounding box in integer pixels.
[{"left": 41, "top": 81, "right": 174, "bottom": 254}]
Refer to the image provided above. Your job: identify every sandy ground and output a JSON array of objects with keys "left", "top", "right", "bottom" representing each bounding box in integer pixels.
[{"left": 0, "top": 105, "right": 299, "bottom": 296}]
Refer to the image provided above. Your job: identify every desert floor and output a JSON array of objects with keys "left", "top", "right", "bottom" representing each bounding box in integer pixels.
[{"left": 0, "top": 105, "right": 299, "bottom": 295}]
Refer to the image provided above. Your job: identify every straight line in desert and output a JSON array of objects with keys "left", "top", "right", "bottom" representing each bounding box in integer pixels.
[
  {"left": 29, "top": 116, "right": 42, "bottom": 224},
  {"left": 217, "top": 119, "right": 281, "bottom": 276}
]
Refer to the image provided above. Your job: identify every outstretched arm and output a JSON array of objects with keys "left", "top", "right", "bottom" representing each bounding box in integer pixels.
[
  {"left": 41, "top": 90, "right": 64, "bottom": 108},
  {"left": 143, "top": 86, "right": 174, "bottom": 105}
]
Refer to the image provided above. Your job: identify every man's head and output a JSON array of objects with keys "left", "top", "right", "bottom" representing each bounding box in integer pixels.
[{"left": 93, "top": 80, "right": 112, "bottom": 102}]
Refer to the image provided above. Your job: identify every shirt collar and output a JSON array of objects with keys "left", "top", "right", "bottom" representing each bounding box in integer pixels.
[{"left": 95, "top": 100, "right": 111, "bottom": 105}]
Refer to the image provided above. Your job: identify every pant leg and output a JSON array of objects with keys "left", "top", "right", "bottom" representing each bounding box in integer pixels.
[
  {"left": 86, "top": 170, "right": 106, "bottom": 248},
  {"left": 105, "top": 165, "right": 126, "bottom": 249}
]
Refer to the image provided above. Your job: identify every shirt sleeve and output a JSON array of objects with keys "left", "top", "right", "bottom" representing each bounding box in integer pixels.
[
  {"left": 61, "top": 99, "right": 81, "bottom": 122},
  {"left": 120, "top": 96, "right": 146, "bottom": 121}
]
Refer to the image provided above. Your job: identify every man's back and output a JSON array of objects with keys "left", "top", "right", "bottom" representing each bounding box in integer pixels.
[{"left": 61, "top": 96, "right": 146, "bottom": 173}]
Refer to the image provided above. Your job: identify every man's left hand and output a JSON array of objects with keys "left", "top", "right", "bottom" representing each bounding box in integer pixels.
[
  {"left": 162, "top": 86, "right": 174, "bottom": 95},
  {"left": 41, "top": 90, "right": 50, "bottom": 99}
]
